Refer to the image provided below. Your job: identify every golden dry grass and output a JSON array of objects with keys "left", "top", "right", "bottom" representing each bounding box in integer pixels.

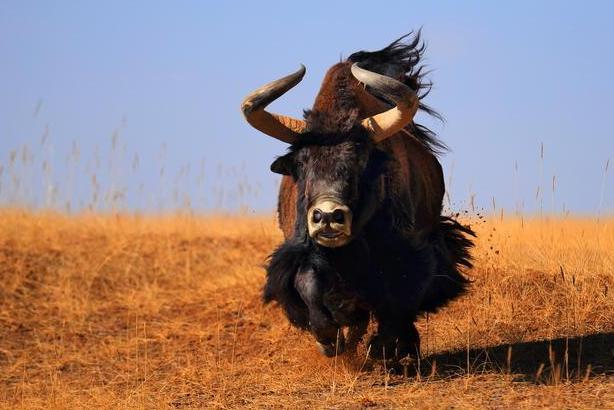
[{"left": 0, "top": 210, "right": 612, "bottom": 409}]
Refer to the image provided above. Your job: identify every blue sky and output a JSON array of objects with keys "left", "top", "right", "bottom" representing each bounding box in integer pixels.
[{"left": 1, "top": 1, "right": 612, "bottom": 214}]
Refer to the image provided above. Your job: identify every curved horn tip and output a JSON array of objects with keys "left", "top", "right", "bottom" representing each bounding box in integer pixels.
[
  {"left": 350, "top": 62, "right": 361, "bottom": 75},
  {"left": 240, "top": 64, "right": 306, "bottom": 115},
  {"left": 297, "top": 64, "right": 307, "bottom": 76},
  {"left": 280, "top": 64, "right": 307, "bottom": 82},
  {"left": 350, "top": 63, "right": 419, "bottom": 143},
  {"left": 240, "top": 64, "right": 308, "bottom": 143},
  {"left": 350, "top": 63, "right": 371, "bottom": 83}
]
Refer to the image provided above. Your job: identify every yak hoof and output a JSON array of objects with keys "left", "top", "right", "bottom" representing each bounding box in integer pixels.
[
  {"left": 316, "top": 338, "right": 345, "bottom": 357},
  {"left": 366, "top": 333, "right": 397, "bottom": 360},
  {"left": 396, "top": 337, "right": 420, "bottom": 360}
]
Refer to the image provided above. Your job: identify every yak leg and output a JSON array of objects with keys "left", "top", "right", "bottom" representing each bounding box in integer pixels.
[
  {"left": 368, "top": 316, "right": 420, "bottom": 360},
  {"left": 396, "top": 322, "right": 421, "bottom": 359},
  {"left": 345, "top": 316, "right": 369, "bottom": 353},
  {"left": 294, "top": 268, "right": 344, "bottom": 357},
  {"left": 367, "top": 318, "right": 398, "bottom": 360}
]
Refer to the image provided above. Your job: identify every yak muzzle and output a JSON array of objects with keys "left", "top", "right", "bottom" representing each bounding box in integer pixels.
[{"left": 307, "top": 200, "right": 352, "bottom": 247}]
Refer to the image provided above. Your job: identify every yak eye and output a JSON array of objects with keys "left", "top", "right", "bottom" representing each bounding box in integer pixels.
[
  {"left": 312, "top": 209, "right": 323, "bottom": 223},
  {"left": 332, "top": 209, "right": 345, "bottom": 224}
]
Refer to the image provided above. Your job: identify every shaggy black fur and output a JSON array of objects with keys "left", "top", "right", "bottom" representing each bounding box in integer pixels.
[
  {"left": 264, "top": 212, "right": 474, "bottom": 358},
  {"left": 263, "top": 239, "right": 312, "bottom": 329}
]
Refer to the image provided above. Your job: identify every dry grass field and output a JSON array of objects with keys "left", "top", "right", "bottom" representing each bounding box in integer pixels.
[{"left": 0, "top": 210, "right": 612, "bottom": 409}]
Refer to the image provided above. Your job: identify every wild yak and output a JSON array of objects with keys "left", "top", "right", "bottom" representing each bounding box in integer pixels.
[{"left": 241, "top": 32, "right": 474, "bottom": 361}]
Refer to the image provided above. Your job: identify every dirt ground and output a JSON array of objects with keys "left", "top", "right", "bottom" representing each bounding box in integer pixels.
[{"left": 0, "top": 210, "right": 612, "bottom": 409}]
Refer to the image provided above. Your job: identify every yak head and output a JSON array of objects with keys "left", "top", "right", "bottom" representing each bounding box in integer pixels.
[
  {"left": 242, "top": 63, "right": 419, "bottom": 247},
  {"left": 269, "top": 129, "right": 389, "bottom": 247}
]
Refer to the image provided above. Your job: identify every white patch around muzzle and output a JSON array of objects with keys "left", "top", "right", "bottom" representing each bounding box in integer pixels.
[{"left": 307, "top": 199, "right": 352, "bottom": 247}]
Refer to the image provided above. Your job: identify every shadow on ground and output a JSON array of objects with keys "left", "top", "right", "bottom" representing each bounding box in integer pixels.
[{"left": 416, "top": 332, "right": 613, "bottom": 383}]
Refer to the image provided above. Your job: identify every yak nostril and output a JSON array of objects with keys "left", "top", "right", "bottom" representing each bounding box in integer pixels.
[
  {"left": 332, "top": 209, "right": 345, "bottom": 224},
  {"left": 312, "top": 209, "right": 323, "bottom": 223}
]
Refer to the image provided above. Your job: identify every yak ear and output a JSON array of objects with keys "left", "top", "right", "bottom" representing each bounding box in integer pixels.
[{"left": 270, "top": 153, "right": 295, "bottom": 176}]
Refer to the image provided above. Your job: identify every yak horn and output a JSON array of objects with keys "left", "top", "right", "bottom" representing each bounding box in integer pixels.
[
  {"left": 241, "top": 65, "right": 307, "bottom": 144},
  {"left": 351, "top": 63, "right": 419, "bottom": 143}
]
